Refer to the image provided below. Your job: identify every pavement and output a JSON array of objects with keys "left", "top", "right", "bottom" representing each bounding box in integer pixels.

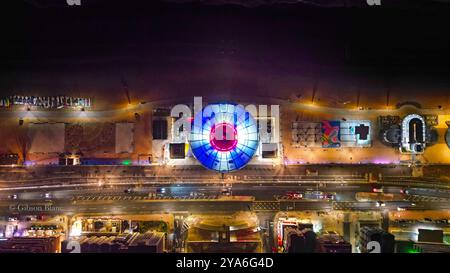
[{"left": 1, "top": 95, "right": 450, "bottom": 165}]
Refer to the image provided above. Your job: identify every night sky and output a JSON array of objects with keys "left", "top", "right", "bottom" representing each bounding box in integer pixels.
[{"left": 1, "top": 0, "right": 450, "bottom": 108}]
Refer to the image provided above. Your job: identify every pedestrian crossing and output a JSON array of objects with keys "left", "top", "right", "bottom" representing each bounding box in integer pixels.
[
  {"left": 72, "top": 195, "right": 220, "bottom": 202},
  {"left": 333, "top": 202, "right": 370, "bottom": 210},
  {"left": 252, "top": 201, "right": 280, "bottom": 211},
  {"left": 405, "top": 195, "right": 450, "bottom": 202}
]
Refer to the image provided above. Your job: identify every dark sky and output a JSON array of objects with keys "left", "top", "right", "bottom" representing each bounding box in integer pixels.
[
  {"left": 4, "top": 0, "right": 450, "bottom": 68},
  {"left": 1, "top": 0, "right": 450, "bottom": 108}
]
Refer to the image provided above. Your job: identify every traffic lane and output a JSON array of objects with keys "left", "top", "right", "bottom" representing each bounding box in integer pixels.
[
  {"left": 382, "top": 187, "right": 450, "bottom": 199},
  {"left": 404, "top": 188, "right": 450, "bottom": 199},
  {"left": 1, "top": 200, "right": 254, "bottom": 215},
  {"left": 279, "top": 201, "right": 332, "bottom": 211},
  {"left": 2, "top": 176, "right": 448, "bottom": 196},
  {"left": 336, "top": 201, "right": 450, "bottom": 211},
  {"left": 0, "top": 187, "right": 110, "bottom": 201},
  {"left": 0, "top": 181, "right": 447, "bottom": 206},
  {"left": 0, "top": 164, "right": 413, "bottom": 179},
  {"left": 2, "top": 200, "right": 450, "bottom": 217},
  {"left": 0, "top": 184, "right": 372, "bottom": 202},
  {"left": 1, "top": 183, "right": 448, "bottom": 203},
  {"left": 69, "top": 201, "right": 450, "bottom": 214},
  {"left": 5, "top": 181, "right": 436, "bottom": 195}
]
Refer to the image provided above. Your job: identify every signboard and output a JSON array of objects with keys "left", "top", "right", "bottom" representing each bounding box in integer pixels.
[{"left": 0, "top": 95, "right": 91, "bottom": 109}]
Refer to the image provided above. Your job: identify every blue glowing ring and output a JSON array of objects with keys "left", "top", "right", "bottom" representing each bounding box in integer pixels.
[{"left": 189, "top": 103, "right": 258, "bottom": 173}]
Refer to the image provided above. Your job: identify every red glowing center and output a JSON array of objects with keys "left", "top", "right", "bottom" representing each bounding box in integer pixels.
[{"left": 209, "top": 122, "right": 238, "bottom": 152}]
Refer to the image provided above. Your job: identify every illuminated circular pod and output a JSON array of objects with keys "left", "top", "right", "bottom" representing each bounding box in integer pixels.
[{"left": 189, "top": 103, "right": 258, "bottom": 173}]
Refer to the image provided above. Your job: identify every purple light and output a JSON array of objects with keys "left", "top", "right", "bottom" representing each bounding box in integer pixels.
[
  {"left": 284, "top": 159, "right": 304, "bottom": 165},
  {"left": 372, "top": 158, "right": 399, "bottom": 164},
  {"left": 24, "top": 160, "right": 35, "bottom": 166}
]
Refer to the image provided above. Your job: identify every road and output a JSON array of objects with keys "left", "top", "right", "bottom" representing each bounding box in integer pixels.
[
  {"left": 1, "top": 182, "right": 450, "bottom": 216},
  {"left": 0, "top": 164, "right": 449, "bottom": 217},
  {"left": 2, "top": 181, "right": 450, "bottom": 201}
]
